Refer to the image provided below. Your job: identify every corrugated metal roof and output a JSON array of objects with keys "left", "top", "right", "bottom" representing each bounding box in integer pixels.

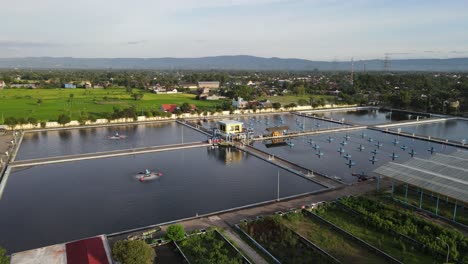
[{"left": 374, "top": 151, "right": 468, "bottom": 203}]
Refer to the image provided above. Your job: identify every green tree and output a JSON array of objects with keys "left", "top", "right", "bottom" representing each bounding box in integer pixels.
[
  {"left": 0, "top": 247, "right": 9, "bottom": 264},
  {"left": 132, "top": 92, "right": 144, "bottom": 100},
  {"left": 166, "top": 224, "right": 185, "bottom": 241},
  {"left": 112, "top": 240, "right": 155, "bottom": 264},
  {"left": 37, "top": 98, "right": 43, "bottom": 105},
  {"left": 180, "top": 103, "right": 192, "bottom": 113},
  {"left": 272, "top": 102, "right": 281, "bottom": 110},
  {"left": 27, "top": 117, "right": 37, "bottom": 125},
  {"left": 4, "top": 117, "right": 18, "bottom": 129},
  {"left": 57, "top": 114, "right": 71, "bottom": 126},
  {"left": 297, "top": 99, "right": 309, "bottom": 106}
]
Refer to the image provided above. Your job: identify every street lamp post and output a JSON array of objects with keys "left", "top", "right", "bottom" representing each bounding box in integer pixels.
[{"left": 436, "top": 237, "right": 449, "bottom": 264}]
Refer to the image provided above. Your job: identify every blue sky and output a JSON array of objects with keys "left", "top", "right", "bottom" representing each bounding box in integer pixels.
[{"left": 1, "top": 0, "right": 467, "bottom": 60}]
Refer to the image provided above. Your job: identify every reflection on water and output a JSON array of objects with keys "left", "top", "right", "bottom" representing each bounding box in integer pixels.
[
  {"left": 17, "top": 122, "right": 207, "bottom": 160},
  {"left": 393, "top": 119, "right": 468, "bottom": 143},
  {"left": 313, "top": 109, "right": 425, "bottom": 125},
  {"left": 207, "top": 146, "right": 245, "bottom": 164}
]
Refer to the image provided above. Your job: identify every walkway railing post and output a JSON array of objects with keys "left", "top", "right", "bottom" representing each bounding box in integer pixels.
[
  {"left": 453, "top": 200, "right": 458, "bottom": 222},
  {"left": 436, "top": 194, "right": 440, "bottom": 216},
  {"left": 419, "top": 189, "right": 423, "bottom": 209}
]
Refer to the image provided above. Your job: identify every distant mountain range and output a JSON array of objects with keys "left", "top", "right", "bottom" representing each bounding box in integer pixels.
[{"left": 0, "top": 55, "right": 467, "bottom": 71}]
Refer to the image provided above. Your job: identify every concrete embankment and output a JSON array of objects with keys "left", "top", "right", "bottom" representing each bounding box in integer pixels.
[{"left": 9, "top": 141, "right": 211, "bottom": 168}]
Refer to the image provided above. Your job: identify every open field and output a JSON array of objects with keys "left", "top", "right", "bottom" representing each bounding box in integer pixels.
[
  {"left": 0, "top": 88, "right": 220, "bottom": 122},
  {"left": 280, "top": 212, "right": 387, "bottom": 264}
]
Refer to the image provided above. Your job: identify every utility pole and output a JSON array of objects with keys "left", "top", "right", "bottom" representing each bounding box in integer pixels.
[{"left": 383, "top": 53, "right": 391, "bottom": 72}]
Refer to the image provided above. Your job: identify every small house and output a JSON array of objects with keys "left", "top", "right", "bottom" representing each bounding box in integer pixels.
[
  {"left": 64, "top": 83, "right": 76, "bottom": 89},
  {"left": 198, "top": 81, "right": 220, "bottom": 89},
  {"left": 217, "top": 120, "right": 243, "bottom": 135}
]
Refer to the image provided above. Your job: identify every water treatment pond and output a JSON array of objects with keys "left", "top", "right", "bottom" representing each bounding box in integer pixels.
[
  {"left": 306, "top": 109, "right": 426, "bottom": 125},
  {"left": 254, "top": 129, "right": 460, "bottom": 184},
  {"left": 0, "top": 147, "right": 323, "bottom": 253},
  {"left": 201, "top": 114, "right": 343, "bottom": 136},
  {"left": 17, "top": 122, "right": 207, "bottom": 160},
  {"left": 389, "top": 119, "right": 468, "bottom": 143}
]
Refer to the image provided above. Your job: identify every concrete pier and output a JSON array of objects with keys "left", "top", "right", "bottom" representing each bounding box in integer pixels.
[
  {"left": 234, "top": 142, "right": 342, "bottom": 188},
  {"left": 9, "top": 141, "right": 211, "bottom": 168},
  {"left": 373, "top": 117, "right": 457, "bottom": 128},
  {"left": 293, "top": 111, "right": 360, "bottom": 127},
  {"left": 176, "top": 120, "right": 213, "bottom": 136}
]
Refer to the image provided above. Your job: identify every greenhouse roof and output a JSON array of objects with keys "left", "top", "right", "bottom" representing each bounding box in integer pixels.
[{"left": 374, "top": 150, "right": 468, "bottom": 203}]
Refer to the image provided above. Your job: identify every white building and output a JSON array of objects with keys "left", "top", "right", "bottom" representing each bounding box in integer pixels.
[{"left": 232, "top": 97, "right": 249, "bottom": 109}]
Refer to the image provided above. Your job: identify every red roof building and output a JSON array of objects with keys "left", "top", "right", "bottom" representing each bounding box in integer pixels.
[
  {"left": 11, "top": 235, "right": 112, "bottom": 264},
  {"left": 161, "top": 104, "right": 178, "bottom": 113}
]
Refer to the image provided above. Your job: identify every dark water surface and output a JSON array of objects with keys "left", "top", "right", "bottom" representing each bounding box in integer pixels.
[
  {"left": 390, "top": 119, "right": 468, "bottom": 143},
  {"left": 311, "top": 109, "right": 425, "bottom": 125},
  {"left": 17, "top": 122, "right": 207, "bottom": 160},
  {"left": 254, "top": 129, "right": 460, "bottom": 184},
  {"left": 0, "top": 147, "right": 322, "bottom": 253}
]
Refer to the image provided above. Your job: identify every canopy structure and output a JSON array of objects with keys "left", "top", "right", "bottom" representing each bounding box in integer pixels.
[{"left": 374, "top": 150, "right": 468, "bottom": 221}]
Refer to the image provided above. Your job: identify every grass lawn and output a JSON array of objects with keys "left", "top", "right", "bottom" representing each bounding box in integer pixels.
[
  {"left": 315, "top": 204, "right": 437, "bottom": 264},
  {"left": 0, "top": 88, "right": 221, "bottom": 122},
  {"left": 259, "top": 95, "right": 334, "bottom": 105},
  {"left": 280, "top": 212, "right": 387, "bottom": 264}
]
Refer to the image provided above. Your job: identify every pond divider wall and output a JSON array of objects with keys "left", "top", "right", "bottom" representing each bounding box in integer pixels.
[
  {"left": 0, "top": 166, "right": 11, "bottom": 200},
  {"left": 234, "top": 224, "right": 281, "bottom": 264},
  {"left": 237, "top": 144, "right": 342, "bottom": 188},
  {"left": 303, "top": 209, "right": 403, "bottom": 264},
  {"left": 214, "top": 230, "right": 252, "bottom": 264},
  {"left": 107, "top": 187, "right": 329, "bottom": 238},
  {"left": 173, "top": 240, "right": 192, "bottom": 264},
  {"left": 284, "top": 223, "right": 341, "bottom": 263}
]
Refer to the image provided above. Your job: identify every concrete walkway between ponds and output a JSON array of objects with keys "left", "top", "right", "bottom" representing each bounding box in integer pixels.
[{"left": 222, "top": 227, "right": 268, "bottom": 264}]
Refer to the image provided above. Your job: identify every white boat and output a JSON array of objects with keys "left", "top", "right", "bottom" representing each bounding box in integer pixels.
[{"left": 136, "top": 169, "right": 163, "bottom": 182}]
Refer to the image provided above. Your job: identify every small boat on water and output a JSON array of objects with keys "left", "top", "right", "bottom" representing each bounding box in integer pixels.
[
  {"left": 137, "top": 169, "right": 163, "bottom": 182},
  {"left": 108, "top": 132, "right": 127, "bottom": 140}
]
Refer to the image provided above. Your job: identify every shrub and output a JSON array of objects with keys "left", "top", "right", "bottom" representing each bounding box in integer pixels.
[
  {"left": 112, "top": 240, "right": 155, "bottom": 264},
  {"left": 166, "top": 224, "right": 185, "bottom": 241}
]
